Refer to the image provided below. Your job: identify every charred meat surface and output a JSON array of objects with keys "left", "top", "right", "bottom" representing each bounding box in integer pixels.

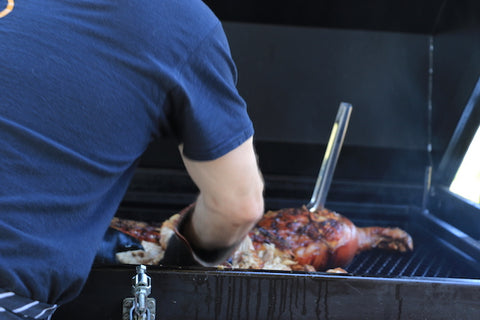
[
  {"left": 108, "top": 205, "right": 413, "bottom": 272},
  {"left": 249, "top": 206, "right": 413, "bottom": 271},
  {"left": 110, "top": 217, "right": 162, "bottom": 243}
]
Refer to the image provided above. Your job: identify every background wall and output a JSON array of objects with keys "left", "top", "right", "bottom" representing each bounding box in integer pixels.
[
  {"left": 224, "top": 22, "right": 430, "bottom": 150},
  {"left": 140, "top": 0, "right": 480, "bottom": 185}
]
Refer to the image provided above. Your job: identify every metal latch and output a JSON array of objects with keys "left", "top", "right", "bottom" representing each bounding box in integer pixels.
[{"left": 122, "top": 265, "right": 156, "bottom": 320}]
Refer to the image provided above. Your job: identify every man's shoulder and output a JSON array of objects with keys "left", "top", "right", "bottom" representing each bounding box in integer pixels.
[{"left": 140, "top": 0, "right": 219, "bottom": 33}]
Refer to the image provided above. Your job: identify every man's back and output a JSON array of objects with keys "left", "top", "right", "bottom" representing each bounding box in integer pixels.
[{"left": 0, "top": 0, "right": 252, "bottom": 304}]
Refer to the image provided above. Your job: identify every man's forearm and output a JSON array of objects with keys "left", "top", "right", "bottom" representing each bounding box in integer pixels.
[{"left": 178, "top": 137, "right": 264, "bottom": 260}]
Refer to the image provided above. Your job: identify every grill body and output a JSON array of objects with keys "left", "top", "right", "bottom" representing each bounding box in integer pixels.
[{"left": 55, "top": 166, "right": 480, "bottom": 319}]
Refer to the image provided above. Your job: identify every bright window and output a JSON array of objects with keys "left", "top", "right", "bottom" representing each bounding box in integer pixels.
[{"left": 450, "top": 125, "right": 480, "bottom": 204}]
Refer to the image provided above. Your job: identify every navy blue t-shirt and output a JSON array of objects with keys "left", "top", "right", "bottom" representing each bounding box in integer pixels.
[{"left": 0, "top": 0, "right": 253, "bottom": 304}]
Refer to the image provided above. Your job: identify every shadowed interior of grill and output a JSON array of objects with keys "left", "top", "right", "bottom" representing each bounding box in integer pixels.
[{"left": 114, "top": 161, "right": 480, "bottom": 280}]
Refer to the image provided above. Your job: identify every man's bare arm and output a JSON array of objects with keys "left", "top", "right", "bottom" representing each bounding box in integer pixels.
[{"left": 179, "top": 136, "right": 264, "bottom": 251}]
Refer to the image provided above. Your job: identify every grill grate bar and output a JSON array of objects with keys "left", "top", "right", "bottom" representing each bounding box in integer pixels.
[
  {"left": 430, "top": 258, "right": 445, "bottom": 277},
  {"left": 348, "top": 251, "right": 376, "bottom": 274},
  {"left": 386, "top": 254, "right": 405, "bottom": 276},
  {"left": 361, "top": 254, "right": 383, "bottom": 274},
  {"left": 442, "top": 263, "right": 454, "bottom": 278},
  {"left": 375, "top": 255, "right": 394, "bottom": 274},
  {"left": 419, "top": 253, "right": 444, "bottom": 277},
  {"left": 408, "top": 250, "right": 431, "bottom": 276},
  {"left": 394, "top": 246, "right": 422, "bottom": 276}
]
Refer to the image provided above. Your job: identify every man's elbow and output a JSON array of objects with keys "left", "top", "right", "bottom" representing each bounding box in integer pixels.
[
  {"left": 213, "top": 183, "right": 264, "bottom": 227},
  {"left": 239, "top": 175, "right": 265, "bottom": 225},
  {"left": 238, "top": 191, "right": 264, "bottom": 226}
]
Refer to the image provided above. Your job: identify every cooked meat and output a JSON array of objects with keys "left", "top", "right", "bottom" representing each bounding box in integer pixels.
[
  {"left": 108, "top": 205, "right": 413, "bottom": 272},
  {"left": 109, "top": 217, "right": 167, "bottom": 265},
  {"left": 115, "top": 241, "right": 165, "bottom": 265},
  {"left": 249, "top": 206, "right": 413, "bottom": 271},
  {"left": 110, "top": 217, "right": 163, "bottom": 243}
]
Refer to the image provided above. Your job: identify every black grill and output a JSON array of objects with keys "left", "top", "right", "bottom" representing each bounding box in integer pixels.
[
  {"left": 113, "top": 168, "right": 480, "bottom": 282},
  {"left": 54, "top": 162, "right": 480, "bottom": 320}
]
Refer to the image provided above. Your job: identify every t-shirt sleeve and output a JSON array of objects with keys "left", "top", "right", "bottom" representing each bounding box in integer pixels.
[{"left": 169, "top": 22, "right": 254, "bottom": 161}]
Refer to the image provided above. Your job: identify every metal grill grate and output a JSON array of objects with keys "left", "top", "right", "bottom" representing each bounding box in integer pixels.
[{"left": 346, "top": 232, "right": 477, "bottom": 279}]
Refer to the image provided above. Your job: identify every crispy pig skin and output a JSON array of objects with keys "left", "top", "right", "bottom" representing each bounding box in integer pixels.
[{"left": 249, "top": 206, "right": 413, "bottom": 271}]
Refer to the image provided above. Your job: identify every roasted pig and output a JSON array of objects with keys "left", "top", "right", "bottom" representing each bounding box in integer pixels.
[{"left": 108, "top": 205, "right": 413, "bottom": 272}]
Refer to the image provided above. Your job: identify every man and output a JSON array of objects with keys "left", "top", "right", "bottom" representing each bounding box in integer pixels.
[{"left": 0, "top": 0, "right": 264, "bottom": 318}]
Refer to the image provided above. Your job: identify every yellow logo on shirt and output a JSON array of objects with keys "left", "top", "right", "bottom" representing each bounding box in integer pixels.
[{"left": 0, "top": 0, "right": 14, "bottom": 18}]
